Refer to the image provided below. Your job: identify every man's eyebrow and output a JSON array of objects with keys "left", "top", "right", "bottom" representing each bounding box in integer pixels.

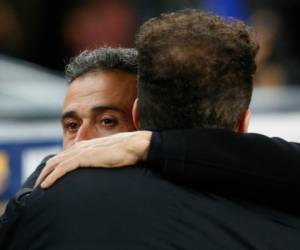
[
  {"left": 91, "top": 105, "right": 125, "bottom": 114},
  {"left": 61, "top": 111, "right": 79, "bottom": 122},
  {"left": 61, "top": 106, "right": 125, "bottom": 122}
]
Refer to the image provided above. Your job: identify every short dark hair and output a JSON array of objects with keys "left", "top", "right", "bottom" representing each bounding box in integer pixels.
[
  {"left": 136, "top": 9, "right": 259, "bottom": 130},
  {"left": 65, "top": 47, "right": 138, "bottom": 82}
]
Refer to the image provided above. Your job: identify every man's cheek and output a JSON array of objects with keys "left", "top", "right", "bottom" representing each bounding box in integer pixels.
[{"left": 63, "top": 137, "right": 73, "bottom": 150}]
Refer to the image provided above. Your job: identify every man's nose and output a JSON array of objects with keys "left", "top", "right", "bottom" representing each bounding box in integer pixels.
[{"left": 74, "top": 122, "right": 96, "bottom": 143}]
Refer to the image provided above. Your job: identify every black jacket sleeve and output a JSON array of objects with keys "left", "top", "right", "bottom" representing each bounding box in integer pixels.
[{"left": 147, "top": 128, "right": 300, "bottom": 213}]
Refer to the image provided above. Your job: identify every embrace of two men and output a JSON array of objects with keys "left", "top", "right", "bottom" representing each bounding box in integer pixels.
[{"left": 1, "top": 9, "right": 300, "bottom": 250}]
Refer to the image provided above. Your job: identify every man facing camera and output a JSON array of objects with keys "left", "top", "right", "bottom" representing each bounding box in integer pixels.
[
  {"left": 2, "top": 10, "right": 300, "bottom": 250},
  {"left": 20, "top": 47, "right": 138, "bottom": 188}
]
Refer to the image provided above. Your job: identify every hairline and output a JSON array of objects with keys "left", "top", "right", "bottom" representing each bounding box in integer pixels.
[{"left": 68, "top": 67, "right": 136, "bottom": 85}]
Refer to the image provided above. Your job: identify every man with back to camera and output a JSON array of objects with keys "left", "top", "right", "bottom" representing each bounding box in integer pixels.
[{"left": 1, "top": 9, "right": 300, "bottom": 249}]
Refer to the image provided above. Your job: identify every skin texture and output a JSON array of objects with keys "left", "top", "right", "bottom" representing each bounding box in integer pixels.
[{"left": 62, "top": 69, "right": 137, "bottom": 149}]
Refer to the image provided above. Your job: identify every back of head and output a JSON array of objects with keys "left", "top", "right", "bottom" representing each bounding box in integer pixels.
[
  {"left": 65, "top": 47, "right": 138, "bottom": 83},
  {"left": 136, "top": 9, "right": 259, "bottom": 130}
]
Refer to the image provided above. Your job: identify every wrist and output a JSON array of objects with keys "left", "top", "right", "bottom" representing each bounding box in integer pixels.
[{"left": 139, "top": 131, "right": 152, "bottom": 161}]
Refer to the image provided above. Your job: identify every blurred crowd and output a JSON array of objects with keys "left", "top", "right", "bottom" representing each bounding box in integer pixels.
[{"left": 0, "top": 0, "right": 300, "bottom": 87}]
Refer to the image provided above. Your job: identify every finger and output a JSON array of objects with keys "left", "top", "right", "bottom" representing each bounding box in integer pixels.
[
  {"left": 37, "top": 145, "right": 93, "bottom": 188},
  {"left": 35, "top": 148, "right": 80, "bottom": 187},
  {"left": 34, "top": 162, "right": 56, "bottom": 188},
  {"left": 41, "top": 156, "right": 81, "bottom": 188}
]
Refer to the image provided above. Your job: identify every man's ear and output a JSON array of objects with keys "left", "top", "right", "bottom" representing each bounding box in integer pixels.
[
  {"left": 132, "top": 99, "right": 141, "bottom": 129},
  {"left": 237, "top": 109, "right": 251, "bottom": 133}
]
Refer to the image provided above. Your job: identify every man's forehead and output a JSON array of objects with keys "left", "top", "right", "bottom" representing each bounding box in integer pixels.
[
  {"left": 62, "top": 98, "right": 127, "bottom": 114},
  {"left": 65, "top": 75, "right": 113, "bottom": 98},
  {"left": 62, "top": 69, "right": 136, "bottom": 118},
  {"left": 65, "top": 70, "right": 136, "bottom": 97}
]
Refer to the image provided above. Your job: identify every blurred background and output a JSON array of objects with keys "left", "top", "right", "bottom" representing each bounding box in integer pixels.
[{"left": 1, "top": 0, "right": 300, "bottom": 215}]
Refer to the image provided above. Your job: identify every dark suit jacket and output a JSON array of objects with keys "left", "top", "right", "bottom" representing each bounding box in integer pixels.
[
  {"left": 3, "top": 166, "right": 300, "bottom": 249},
  {"left": 1, "top": 128, "right": 300, "bottom": 249}
]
